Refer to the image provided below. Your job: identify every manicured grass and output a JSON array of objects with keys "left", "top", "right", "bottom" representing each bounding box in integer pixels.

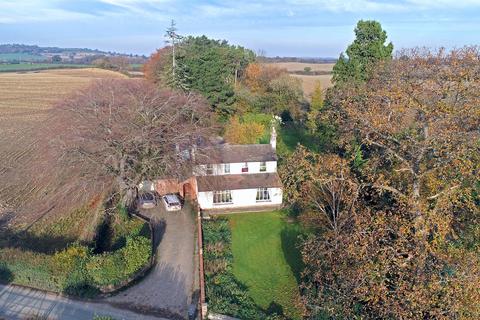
[{"left": 229, "top": 211, "right": 304, "bottom": 319}]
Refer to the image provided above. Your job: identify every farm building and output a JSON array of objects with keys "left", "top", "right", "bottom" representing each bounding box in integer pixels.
[{"left": 153, "top": 127, "right": 283, "bottom": 213}]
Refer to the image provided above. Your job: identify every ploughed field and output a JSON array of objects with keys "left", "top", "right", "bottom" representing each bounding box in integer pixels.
[
  {"left": 264, "top": 62, "right": 334, "bottom": 97},
  {"left": 0, "top": 68, "right": 127, "bottom": 224}
]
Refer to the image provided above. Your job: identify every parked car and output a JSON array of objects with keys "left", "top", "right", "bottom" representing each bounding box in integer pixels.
[
  {"left": 137, "top": 192, "right": 157, "bottom": 209},
  {"left": 162, "top": 194, "right": 182, "bottom": 211}
]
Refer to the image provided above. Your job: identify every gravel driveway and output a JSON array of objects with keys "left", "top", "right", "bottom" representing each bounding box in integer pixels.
[{"left": 106, "top": 204, "right": 196, "bottom": 319}]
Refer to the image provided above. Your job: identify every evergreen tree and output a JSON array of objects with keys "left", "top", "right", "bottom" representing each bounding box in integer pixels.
[{"left": 333, "top": 20, "right": 393, "bottom": 85}]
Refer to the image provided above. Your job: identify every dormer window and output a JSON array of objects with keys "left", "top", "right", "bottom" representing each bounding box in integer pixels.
[
  {"left": 206, "top": 164, "right": 214, "bottom": 175},
  {"left": 260, "top": 161, "right": 267, "bottom": 172},
  {"left": 241, "top": 162, "right": 249, "bottom": 173}
]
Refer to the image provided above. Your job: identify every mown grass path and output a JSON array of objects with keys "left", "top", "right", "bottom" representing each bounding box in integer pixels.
[{"left": 229, "top": 211, "right": 304, "bottom": 319}]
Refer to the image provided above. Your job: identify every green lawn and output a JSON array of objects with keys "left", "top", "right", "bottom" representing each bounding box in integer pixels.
[{"left": 229, "top": 211, "right": 304, "bottom": 319}]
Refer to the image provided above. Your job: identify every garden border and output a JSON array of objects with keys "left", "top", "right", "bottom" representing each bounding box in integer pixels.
[{"left": 96, "top": 213, "right": 156, "bottom": 296}]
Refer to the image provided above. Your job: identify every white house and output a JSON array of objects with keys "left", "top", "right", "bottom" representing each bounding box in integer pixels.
[{"left": 193, "top": 128, "right": 283, "bottom": 213}]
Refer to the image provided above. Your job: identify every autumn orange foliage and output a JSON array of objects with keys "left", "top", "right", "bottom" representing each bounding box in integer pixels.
[
  {"left": 243, "top": 63, "right": 287, "bottom": 93},
  {"left": 284, "top": 47, "right": 480, "bottom": 319},
  {"left": 143, "top": 47, "right": 171, "bottom": 85},
  {"left": 224, "top": 116, "right": 265, "bottom": 144}
]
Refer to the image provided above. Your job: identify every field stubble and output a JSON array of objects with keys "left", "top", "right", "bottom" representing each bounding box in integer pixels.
[
  {"left": 263, "top": 62, "right": 334, "bottom": 97},
  {"left": 0, "top": 68, "right": 126, "bottom": 227}
]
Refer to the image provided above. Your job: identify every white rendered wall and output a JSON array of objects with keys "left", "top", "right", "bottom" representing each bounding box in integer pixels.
[
  {"left": 197, "top": 187, "right": 282, "bottom": 210},
  {"left": 194, "top": 161, "right": 277, "bottom": 176}
]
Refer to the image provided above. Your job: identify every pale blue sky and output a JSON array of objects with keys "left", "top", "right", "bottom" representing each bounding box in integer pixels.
[{"left": 1, "top": 0, "right": 479, "bottom": 57}]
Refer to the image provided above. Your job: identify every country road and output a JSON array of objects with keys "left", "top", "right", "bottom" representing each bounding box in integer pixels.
[{"left": 0, "top": 284, "right": 168, "bottom": 320}]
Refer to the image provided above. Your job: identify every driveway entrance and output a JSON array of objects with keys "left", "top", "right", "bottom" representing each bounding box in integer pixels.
[{"left": 106, "top": 203, "right": 196, "bottom": 319}]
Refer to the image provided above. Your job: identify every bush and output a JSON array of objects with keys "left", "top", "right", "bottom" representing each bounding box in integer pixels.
[
  {"left": 0, "top": 248, "right": 63, "bottom": 292},
  {"left": 203, "top": 219, "right": 231, "bottom": 244},
  {"left": 52, "top": 243, "right": 97, "bottom": 296},
  {"left": 87, "top": 251, "right": 126, "bottom": 286},
  {"left": 122, "top": 235, "right": 151, "bottom": 274},
  {"left": 87, "top": 235, "right": 151, "bottom": 287}
]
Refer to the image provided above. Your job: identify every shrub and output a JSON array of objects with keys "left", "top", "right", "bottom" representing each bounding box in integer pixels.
[
  {"left": 87, "top": 251, "right": 127, "bottom": 286},
  {"left": 122, "top": 235, "right": 151, "bottom": 274},
  {"left": 53, "top": 243, "right": 91, "bottom": 272},
  {"left": 203, "top": 219, "right": 231, "bottom": 244},
  {"left": 0, "top": 248, "right": 62, "bottom": 292},
  {"left": 86, "top": 235, "right": 151, "bottom": 287},
  {"left": 52, "top": 243, "right": 97, "bottom": 296}
]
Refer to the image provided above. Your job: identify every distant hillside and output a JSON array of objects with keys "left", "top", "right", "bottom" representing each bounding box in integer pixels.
[
  {"left": 261, "top": 56, "right": 337, "bottom": 64},
  {"left": 0, "top": 44, "right": 147, "bottom": 64}
]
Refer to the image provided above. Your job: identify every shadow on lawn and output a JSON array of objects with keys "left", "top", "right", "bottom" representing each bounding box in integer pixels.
[
  {"left": 280, "top": 224, "right": 305, "bottom": 286},
  {"left": 0, "top": 225, "right": 76, "bottom": 254},
  {"left": 0, "top": 264, "right": 13, "bottom": 284},
  {"left": 0, "top": 209, "right": 77, "bottom": 253}
]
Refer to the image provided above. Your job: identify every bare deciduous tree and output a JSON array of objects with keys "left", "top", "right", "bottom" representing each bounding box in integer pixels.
[{"left": 51, "top": 79, "right": 214, "bottom": 209}]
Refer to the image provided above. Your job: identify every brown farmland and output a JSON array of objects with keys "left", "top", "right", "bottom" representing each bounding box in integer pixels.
[
  {"left": 264, "top": 62, "right": 335, "bottom": 73},
  {"left": 263, "top": 62, "right": 334, "bottom": 97},
  {"left": 0, "top": 68, "right": 127, "bottom": 227}
]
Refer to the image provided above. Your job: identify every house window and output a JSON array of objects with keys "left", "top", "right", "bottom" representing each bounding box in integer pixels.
[
  {"left": 260, "top": 161, "right": 267, "bottom": 172},
  {"left": 256, "top": 188, "right": 271, "bottom": 202},
  {"left": 206, "top": 164, "right": 214, "bottom": 175},
  {"left": 242, "top": 162, "right": 249, "bottom": 173},
  {"left": 224, "top": 163, "right": 230, "bottom": 174},
  {"left": 213, "top": 190, "right": 232, "bottom": 204}
]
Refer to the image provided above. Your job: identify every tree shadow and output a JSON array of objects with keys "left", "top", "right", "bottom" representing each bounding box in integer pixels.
[
  {"left": 151, "top": 218, "right": 166, "bottom": 253},
  {"left": 280, "top": 224, "right": 305, "bottom": 286},
  {"left": 266, "top": 301, "right": 285, "bottom": 317},
  {"left": 0, "top": 227, "right": 76, "bottom": 254},
  {"left": 0, "top": 263, "right": 13, "bottom": 284},
  {"left": 0, "top": 209, "right": 80, "bottom": 253}
]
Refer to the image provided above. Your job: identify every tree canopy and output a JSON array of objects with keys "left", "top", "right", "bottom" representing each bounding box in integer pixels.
[
  {"left": 144, "top": 35, "right": 255, "bottom": 117},
  {"left": 285, "top": 47, "right": 480, "bottom": 319},
  {"left": 332, "top": 20, "right": 393, "bottom": 85},
  {"left": 51, "top": 79, "right": 214, "bottom": 209}
]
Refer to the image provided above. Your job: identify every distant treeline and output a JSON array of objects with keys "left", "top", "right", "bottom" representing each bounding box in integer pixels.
[
  {"left": 260, "top": 56, "right": 337, "bottom": 63},
  {"left": 0, "top": 43, "right": 146, "bottom": 58}
]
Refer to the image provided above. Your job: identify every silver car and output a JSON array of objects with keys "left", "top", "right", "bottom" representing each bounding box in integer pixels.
[
  {"left": 137, "top": 192, "right": 157, "bottom": 209},
  {"left": 162, "top": 194, "right": 182, "bottom": 211}
]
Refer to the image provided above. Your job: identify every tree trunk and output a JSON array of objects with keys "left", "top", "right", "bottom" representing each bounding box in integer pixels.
[{"left": 121, "top": 186, "right": 137, "bottom": 212}]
